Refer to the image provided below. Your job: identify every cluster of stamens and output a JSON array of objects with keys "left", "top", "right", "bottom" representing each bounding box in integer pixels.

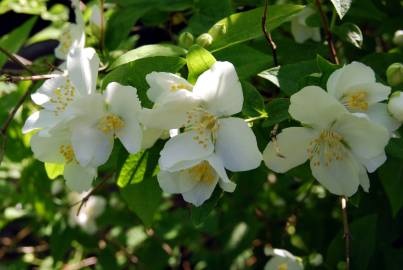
[
  {"left": 344, "top": 91, "right": 368, "bottom": 111},
  {"left": 59, "top": 144, "right": 75, "bottom": 163},
  {"left": 97, "top": 114, "right": 125, "bottom": 134},
  {"left": 187, "top": 161, "right": 216, "bottom": 184},
  {"left": 185, "top": 108, "right": 219, "bottom": 148},
  {"left": 59, "top": 31, "right": 73, "bottom": 54},
  {"left": 277, "top": 263, "right": 288, "bottom": 270},
  {"left": 170, "top": 83, "right": 192, "bottom": 92},
  {"left": 307, "top": 130, "right": 345, "bottom": 167},
  {"left": 50, "top": 79, "right": 75, "bottom": 115}
]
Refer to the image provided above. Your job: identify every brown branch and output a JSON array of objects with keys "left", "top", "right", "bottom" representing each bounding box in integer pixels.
[
  {"left": 62, "top": 256, "right": 98, "bottom": 270},
  {"left": 0, "top": 46, "right": 34, "bottom": 74},
  {"left": 1, "top": 73, "right": 60, "bottom": 83},
  {"left": 261, "top": 0, "right": 278, "bottom": 66},
  {"left": 314, "top": 0, "right": 340, "bottom": 64},
  {"left": 341, "top": 196, "right": 351, "bottom": 270}
]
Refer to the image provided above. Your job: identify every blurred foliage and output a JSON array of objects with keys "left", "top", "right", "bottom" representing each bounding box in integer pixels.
[{"left": 0, "top": 0, "right": 402, "bottom": 269}]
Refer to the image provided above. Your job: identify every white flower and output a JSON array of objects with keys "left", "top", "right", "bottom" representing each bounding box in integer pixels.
[
  {"left": 263, "top": 86, "right": 389, "bottom": 196},
  {"left": 264, "top": 249, "right": 303, "bottom": 270},
  {"left": 157, "top": 61, "right": 262, "bottom": 204},
  {"left": 388, "top": 91, "right": 403, "bottom": 122},
  {"left": 327, "top": 62, "right": 400, "bottom": 134},
  {"left": 158, "top": 154, "right": 236, "bottom": 206},
  {"left": 55, "top": 0, "right": 85, "bottom": 59},
  {"left": 68, "top": 192, "right": 106, "bottom": 234},
  {"left": 291, "top": 6, "right": 321, "bottom": 44},
  {"left": 23, "top": 47, "right": 100, "bottom": 136},
  {"left": 393, "top": 30, "right": 403, "bottom": 46},
  {"left": 90, "top": 4, "right": 102, "bottom": 28}
]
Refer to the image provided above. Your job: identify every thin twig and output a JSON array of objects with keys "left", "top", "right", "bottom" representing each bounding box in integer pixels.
[
  {"left": 0, "top": 46, "right": 34, "bottom": 74},
  {"left": 1, "top": 73, "right": 60, "bottom": 83},
  {"left": 314, "top": 0, "right": 340, "bottom": 64},
  {"left": 261, "top": 0, "right": 279, "bottom": 66},
  {"left": 99, "top": 0, "right": 105, "bottom": 52},
  {"left": 341, "top": 196, "right": 351, "bottom": 270}
]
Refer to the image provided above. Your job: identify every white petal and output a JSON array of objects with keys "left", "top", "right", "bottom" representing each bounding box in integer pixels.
[
  {"left": 139, "top": 90, "right": 200, "bottom": 129},
  {"left": 71, "top": 124, "right": 113, "bottom": 167},
  {"left": 116, "top": 118, "right": 142, "bottom": 154},
  {"left": 193, "top": 61, "right": 243, "bottom": 117},
  {"left": 327, "top": 62, "right": 376, "bottom": 99},
  {"left": 358, "top": 152, "right": 386, "bottom": 173},
  {"left": 215, "top": 117, "right": 262, "bottom": 171},
  {"left": 334, "top": 113, "right": 389, "bottom": 160},
  {"left": 145, "top": 72, "right": 193, "bottom": 102},
  {"left": 67, "top": 47, "right": 99, "bottom": 95},
  {"left": 263, "top": 127, "right": 315, "bottom": 173},
  {"left": 68, "top": 93, "right": 105, "bottom": 123},
  {"left": 182, "top": 178, "right": 218, "bottom": 207},
  {"left": 31, "top": 75, "right": 67, "bottom": 109},
  {"left": 340, "top": 82, "right": 390, "bottom": 109},
  {"left": 104, "top": 82, "right": 141, "bottom": 119},
  {"left": 207, "top": 154, "right": 236, "bottom": 192},
  {"left": 22, "top": 110, "right": 58, "bottom": 134},
  {"left": 64, "top": 163, "right": 96, "bottom": 192},
  {"left": 141, "top": 127, "right": 163, "bottom": 149},
  {"left": 289, "top": 86, "right": 347, "bottom": 128},
  {"left": 358, "top": 164, "right": 370, "bottom": 192},
  {"left": 30, "top": 133, "right": 67, "bottom": 163},
  {"left": 366, "top": 103, "right": 401, "bottom": 135},
  {"left": 159, "top": 131, "right": 213, "bottom": 171},
  {"left": 157, "top": 170, "right": 199, "bottom": 194},
  {"left": 311, "top": 151, "right": 361, "bottom": 197}
]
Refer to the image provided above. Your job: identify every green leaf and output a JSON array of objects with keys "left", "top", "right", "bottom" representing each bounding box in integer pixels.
[
  {"left": 241, "top": 81, "right": 265, "bottom": 117},
  {"left": 191, "top": 188, "right": 222, "bottom": 226},
  {"left": 330, "top": 0, "right": 352, "bottom": 19},
  {"left": 109, "top": 44, "right": 187, "bottom": 70},
  {"left": 386, "top": 138, "right": 403, "bottom": 159},
  {"left": 378, "top": 157, "right": 403, "bottom": 216},
  {"left": 258, "top": 66, "right": 280, "bottom": 87},
  {"left": 186, "top": 45, "right": 216, "bottom": 84},
  {"left": 334, "top": 23, "right": 363, "bottom": 48},
  {"left": 105, "top": 5, "right": 151, "bottom": 50},
  {"left": 102, "top": 56, "right": 187, "bottom": 107},
  {"left": 44, "top": 163, "right": 64, "bottom": 180},
  {"left": 0, "top": 17, "right": 37, "bottom": 69},
  {"left": 207, "top": 4, "right": 304, "bottom": 52},
  {"left": 263, "top": 98, "right": 290, "bottom": 127},
  {"left": 121, "top": 176, "right": 162, "bottom": 227}
]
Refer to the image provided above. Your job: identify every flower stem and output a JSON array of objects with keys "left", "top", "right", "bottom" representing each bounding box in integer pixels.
[
  {"left": 245, "top": 114, "right": 268, "bottom": 123},
  {"left": 261, "top": 0, "right": 279, "bottom": 66},
  {"left": 340, "top": 196, "right": 351, "bottom": 270}
]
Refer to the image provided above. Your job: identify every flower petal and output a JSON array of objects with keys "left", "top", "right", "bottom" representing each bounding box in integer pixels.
[
  {"left": 366, "top": 103, "right": 401, "bottom": 135},
  {"left": 310, "top": 151, "right": 361, "bottom": 196},
  {"left": 289, "top": 86, "right": 346, "bottom": 128},
  {"left": 358, "top": 164, "right": 370, "bottom": 192},
  {"left": 207, "top": 154, "right": 236, "bottom": 192},
  {"left": 64, "top": 163, "right": 96, "bottom": 192},
  {"left": 157, "top": 169, "right": 199, "bottom": 194},
  {"left": 263, "top": 127, "right": 315, "bottom": 173},
  {"left": 358, "top": 152, "right": 386, "bottom": 173},
  {"left": 145, "top": 72, "right": 193, "bottom": 102},
  {"left": 104, "top": 82, "right": 141, "bottom": 119},
  {"left": 141, "top": 127, "right": 163, "bottom": 149},
  {"left": 22, "top": 110, "right": 57, "bottom": 134},
  {"left": 193, "top": 61, "right": 243, "bottom": 117},
  {"left": 334, "top": 113, "right": 389, "bottom": 160},
  {"left": 30, "top": 133, "right": 67, "bottom": 163},
  {"left": 67, "top": 47, "right": 99, "bottom": 95},
  {"left": 159, "top": 131, "right": 213, "bottom": 171},
  {"left": 215, "top": 117, "right": 262, "bottom": 171},
  {"left": 182, "top": 178, "right": 218, "bottom": 207},
  {"left": 31, "top": 75, "right": 67, "bottom": 109},
  {"left": 116, "top": 118, "right": 142, "bottom": 154}
]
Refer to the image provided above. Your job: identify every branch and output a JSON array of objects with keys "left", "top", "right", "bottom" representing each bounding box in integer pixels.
[
  {"left": 314, "top": 0, "right": 340, "bottom": 64},
  {"left": 0, "top": 46, "right": 34, "bottom": 74},
  {"left": 341, "top": 196, "right": 351, "bottom": 270},
  {"left": 261, "top": 0, "right": 279, "bottom": 66},
  {"left": 1, "top": 73, "right": 59, "bottom": 83}
]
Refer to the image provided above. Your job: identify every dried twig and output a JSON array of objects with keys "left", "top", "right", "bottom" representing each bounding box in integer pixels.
[
  {"left": 1, "top": 73, "right": 59, "bottom": 83},
  {"left": 261, "top": 0, "right": 279, "bottom": 66},
  {"left": 314, "top": 0, "right": 340, "bottom": 64},
  {"left": 341, "top": 196, "right": 351, "bottom": 270},
  {"left": 0, "top": 46, "right": 34, "bottom": 74}
]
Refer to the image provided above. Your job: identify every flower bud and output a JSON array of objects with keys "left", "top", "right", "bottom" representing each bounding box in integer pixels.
[
  {"left": 393, "top": 30, "right": 403, "bottom": 46},
  {"left": 196, "top": 33, "right": 213, "bottom": 48},
  {"left": 178, "top": 32, "right": 194, "bottom": 49},
  {"left": 388, "top": 91, "right": 403, "bottom": 121},
  {"left": 386, "top": 63, "right": 403, "bottom": 86},
  {"left": 209, "top": 24, "right": 226, "bottom": 39}
]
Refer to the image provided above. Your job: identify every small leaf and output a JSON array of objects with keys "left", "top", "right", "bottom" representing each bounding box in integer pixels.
[
  {"left": 44, "top": 163, "right": 64, "bottom": 180},
  {"left": 186, "top": 45, "right": 216, "bottom": 84},
  {"left": 258, "top": 66, "right": 280, "bottom": 87},
  {"left": 334, "top": 23, "right": 363, "bottom": 48},
  {"left": 386, "top": 138, "right": 403, "bottom": 159},
  {"left": 378, "top": 157, "right": 403, "bottom": 216},
  {"left": 263, "top": 99, "right": 290, "bottom": 127},
  {"left": 330, "top": 0, "right": 352, "bottom": 19},
  {"left": 241, "top": 81, "right": 265, "bottom": 117},
  {"left": 121, "top": 177, "right": 162, "bottom": 227},
  {"left": 191, "top": 188, "right": 222, "bottom": 226},
  {"left": 109, "top": 44, "right": 187, "bottom": 70}
]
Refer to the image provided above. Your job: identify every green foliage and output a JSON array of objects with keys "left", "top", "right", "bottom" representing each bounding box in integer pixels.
[
  {"left": 186, "top": 45, "right": 216, "bottom": 83},
  {"left": 330, "top": 0, "right": 353, "bottom": 19}
]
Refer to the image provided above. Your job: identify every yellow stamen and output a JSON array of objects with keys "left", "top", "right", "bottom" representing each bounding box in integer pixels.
[
  {"left": 345, "top": 91, "right": 368, "bottom": 111},
  {"left": 59, "top": 144, "right": 75, "bottom": 163},
  {"left": 170, "top": 83, "right": 193, "bottom": 92},
  {"left": 278, "top": 263, "right": 288, "bottom": 270},
  {"left": 98, "top": 114, "right": 125, "bottom": 134},
  {"left": 187, "top": 161, "right": 216, "bottom": 184},
  {"left": 307, "top": 130, "right": 345, "bottom": 167},
  {"left": 186, "top": 108, "right": 219, "bottom": 147}
]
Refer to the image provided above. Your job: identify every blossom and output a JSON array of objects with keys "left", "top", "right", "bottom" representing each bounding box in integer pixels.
[
  {"left": 388, "top": 91, "right": 403, "bottom": 121},
  {"left": 157, "top": 61, "right": 262, "bottom": 205},
  {"left": 290, "top": 6, "right": 321, "bottom": 44},
  {"left": 54, "top": 0, "right": 85, "bottom": 59},
  {"left": 68, "top": 192, "right": 106, "bottom": 234},
  {"left": 263, "top": 86, "right": 389, "bottom": 196},
  {"left": 327, "top": 62, "right": 400, "bottom": 134},
  {"left": 264, "top": 248, "right": 303, "bottom": 270}
]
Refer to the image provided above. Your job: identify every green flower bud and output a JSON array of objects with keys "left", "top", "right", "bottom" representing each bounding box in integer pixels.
[
  {"left": 388, "top": 91, "right": 403, "bottom": 122},
  {"left": 196, "top": 33, "right": 213, "bottom": 48},
  {"left": 178, "top": 32, "right": 194, "bottom": 49},
  {"left": 208, "top": 24, "right": 226, "bottom": 39},
  {"left": 393, "top": 30, "right": 403, "bottom": 46},
  {"left": 386, "top": 63, "right": 403, "bottom": 86}
]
